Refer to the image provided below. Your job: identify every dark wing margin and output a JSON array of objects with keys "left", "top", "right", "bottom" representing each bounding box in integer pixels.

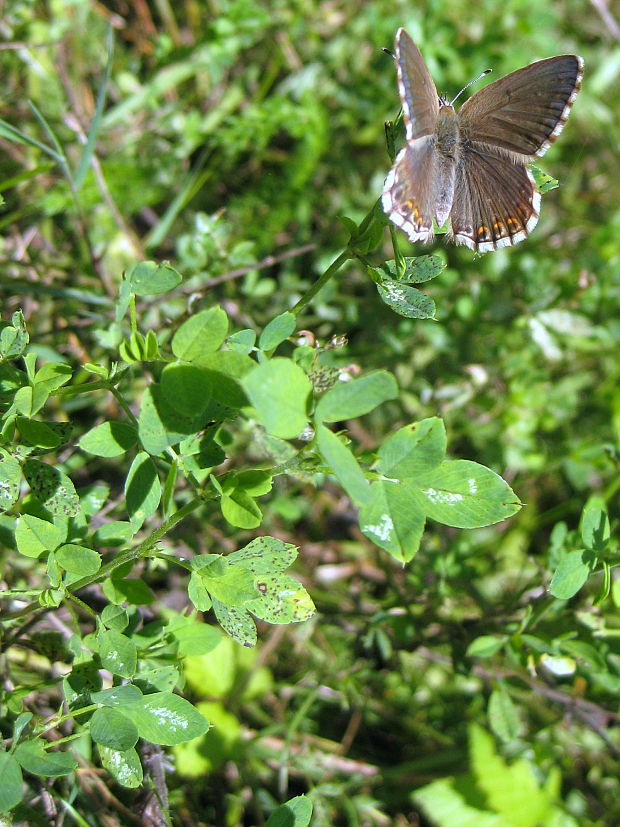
[{"left": 457, "top": 55, "right": 583, "bottom": 158}]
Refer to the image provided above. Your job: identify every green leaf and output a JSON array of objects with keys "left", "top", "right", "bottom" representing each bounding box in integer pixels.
[
  {"left": 470, "top": 724, "right": 554, "bottom": 826},
  {"left": 12, "top": 713, "right": 32, "bottom": 743},
  {"left": 414, "top": 778, "right": 513, "bottom": 827},
  {"left": 13, "top": 386, "right": 34, "bottom": 416},
  {"left": 160, "top": 363, "right": 213, "bottom": 416},
  {"left": 90, "top": 707, "right": 139, "bottom": 751},
  {"left": 102, "top": 576, "right": 154, "bottom": 606},
  {"left": 125, "top": 260, "right": 183, "bottom": 295},
  {"left": 377, "top": 417, "right": 446, "bottom": 478},
  {"left": 246, "top": 573, "right": 315, "bottom": 624},
  {"left": 227, "top": 328, "right": 256, "bottom": 354},
  {"left": 188, "top": 573, "right": 213, "bottom": 612},
  {"left": 91, "top": 685, "right": 144, "bottom": 706},
  {"left": 200, "top": 566, "right": 258, "bottom": 606},
  {"left": 14, "top": 741, "right": 77, "bottom": 777},
  {"left": 359, "top": 480, "right": 426, "bottom": 563},
  {"left": 265, "top": 795, "right": 313, "bottom": 827},
  {"left": 234, "top": 470, "right": 273, "bottom": 496},
  {"left": 259, "top": 311, "right": 296, "bottom": 350},
  {"left": 138, "top": 384, "right": 205, "bottom": 455},
  {"left": 212, "top": 597, "right": 257, "bottom": 647},
  {"left": 315, "top": 424, "right": 369, "bottom": 506},
  {"left": 347, "top": 200, "right": 386, "bottom": 253},
  {"left": 383, "top": 255, "right": 446, "bottom": 283},
  {"left": 549, "top": 551, "right": 594, "bottom": 599},
  {"left": 221, "top": 489, "right": 263, "bottom": 529},
  {"left": 0, "top": 752, "right": 23, "bottom": 813},
  {"left": 377, "top": 281, "right": 436, "bottom": 318},
  {"left": 488, "top": 688, "right": 521, "bottom": 743},
  {"left": 0, "top": 310, "right": 28, "bottom": 359},
  {"left": 243, "top": 358, "right": 312, "bottom": 439},
  {"left": 531, "top": 165, "right": 558, "bottom": 194},
  {"left": 191, "top": 554, "right": 227, "bottom": 577},
  {"left": 172, "top": 306, "right": 229, "bottom": 360},
  {"left": 172, "top": 622, "right": 222, "bottom": 656},
  {"left": 227, "top": 537, "right": 297, "bottom": 573},
  {"left": 15, "top": 514, "right": 62, "bottom": 558},
  {"left": 122, "top": 692, "right": 209, "bottom": 745},
  {"left": 173, "top": 700, "right": 241, "bottom": 774},
  {"left": 16, "top": 417, "right": 61, "bottom": 449},
  {"left": 580, "top": 499, "right": 610, "bottom": 550},
  {"left": 414, "top": 460, "right": 521, "bottom": 528},
  {"left": 33, "top": 362, "right": 72, "bottom": 393},
  {"left": 101, "top": 604, "right": 129, "bottom": 631},
  {"left": 0, "top": 450, "right": 21, "bottom": 512},
  {"left": 22, "top": 459, "right": 80, "bottom": 517},
  {"left": 314, "top": 370, "right": 398, "bottom": 422},
  {"left": 466, "top": 635, "right": 507, "bottom": 658},
  {"left": 93, "top": 521, "right": 135, "bottom": 547},
  {"left": 98, "top": 745, "right": 143, "bottom": 789},
  {"left": 194, "top": 351, "right": 253, "bottom": 407},
  {"left": 56, "top": 544, "right": 101, "bottom": 576},
  {"left": 125, "top": 452, "right": 161, "bottom": 525},
  {"left": 78, "top": 421, "right": 138, "bottom": 457},
  {"left": 81, "top": 483, "right": 110, "bottom": 516},
  {"left": 98, "top": 630, "right": 137, "bottom": 678}
]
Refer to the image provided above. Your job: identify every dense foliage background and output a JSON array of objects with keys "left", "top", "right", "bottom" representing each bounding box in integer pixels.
[{"left": 1, "top": 0, "right": 619, "bottom": 824}]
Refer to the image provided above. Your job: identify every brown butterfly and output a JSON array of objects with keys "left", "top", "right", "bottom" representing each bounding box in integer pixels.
[{"left": 382, "top": 29, "right": 583, "bottom": 252}]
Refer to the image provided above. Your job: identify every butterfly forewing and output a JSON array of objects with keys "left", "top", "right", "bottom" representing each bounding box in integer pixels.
[
  {"left": 451, "top": 145, "right": 541, "bottom": 251},
  {"left": 395, "top": 28, "right": 439, "bottom": 141},
  {"left": 458, "top": 55, "right": 584, "bottom": 158}
]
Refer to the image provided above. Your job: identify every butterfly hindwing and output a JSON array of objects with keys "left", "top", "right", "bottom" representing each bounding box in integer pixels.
[
  {"left": 450, "top": 143, "right": 540, "bottom": 252},
  {"left": 382, "top": 138, "right": 436, "bottom": 243}
]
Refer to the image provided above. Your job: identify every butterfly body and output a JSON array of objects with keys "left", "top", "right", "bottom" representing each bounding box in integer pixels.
[
  {"left": 383, "top": 29, "right": 583, "bottom": 252},
  {"left": 434, "top": 105, "right": 460, "bottom": 225}
]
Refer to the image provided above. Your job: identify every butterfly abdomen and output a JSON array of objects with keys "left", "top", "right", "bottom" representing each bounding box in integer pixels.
[{"left": 433, "top": 106, "right": 460, "bottom": 225}]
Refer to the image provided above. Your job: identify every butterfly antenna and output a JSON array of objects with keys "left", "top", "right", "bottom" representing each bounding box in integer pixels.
[
  {"left": 450, "top": 68, "right": 492, "bottom": 105},
  {"left": 382, "top": 47, "right": 395, "bottom": 59}
]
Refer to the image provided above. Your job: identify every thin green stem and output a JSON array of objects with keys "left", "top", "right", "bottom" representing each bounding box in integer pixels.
[
  {"left": 65, "top": 497, "right": 203, "bottom": 594},
  {"left": 291, "top": 250, "right": 351, "bottom": 317}
]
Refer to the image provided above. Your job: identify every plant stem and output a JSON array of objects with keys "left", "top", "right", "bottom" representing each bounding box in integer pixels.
[{"left": 290, "top": 249, "right": 351, "bottom": 317}]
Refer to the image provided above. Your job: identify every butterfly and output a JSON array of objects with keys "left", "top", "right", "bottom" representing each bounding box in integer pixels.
[{"left": 382, "top": 29, "right": 583, "bottom": 252}]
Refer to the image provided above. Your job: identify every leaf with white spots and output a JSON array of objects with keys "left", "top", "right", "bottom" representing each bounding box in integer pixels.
[
  {"left": 377, "top": 280, "right": 435, "bottom": 319},
  {"left": 98, "top": 630, "right": 137, "bottom": 679},
  {"left": 381, "top": 255, "right": 446, "bottom": 285},
  {"left": 99, "top": 745, "right": 143, "bottom": 789},
  {"left": 246, "top": 574, "right": 315, "bottom": 624},
  {"left": 359, "top": 480, "right": 426, "bottom": 563},
  {"left": 122, "top": 692, "right": 209, "bottom": 746},
  {"left": 414, "top": 460, "right": 520, "bottom": 528}
]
